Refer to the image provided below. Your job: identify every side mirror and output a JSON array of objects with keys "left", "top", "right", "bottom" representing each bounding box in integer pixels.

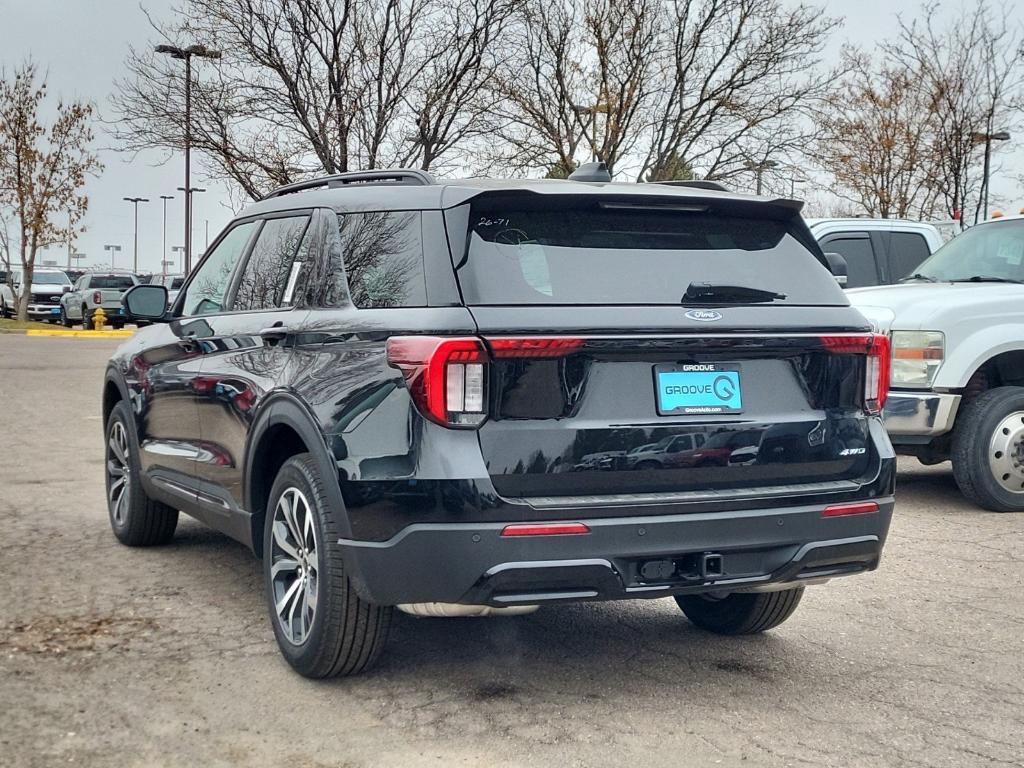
[
  {"left": 62, "top": 285, "right": 72, "bottom": 293},
  {"left": 823, "top": 252, "right": 849, "bottom": 288},
  {"left": 123, "top": 284, "right": 169, "bottom": 322}
]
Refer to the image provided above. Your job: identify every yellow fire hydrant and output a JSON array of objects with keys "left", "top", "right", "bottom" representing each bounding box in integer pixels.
[{"left": 92, "top": 306, "right": 107, "bottom": 331}]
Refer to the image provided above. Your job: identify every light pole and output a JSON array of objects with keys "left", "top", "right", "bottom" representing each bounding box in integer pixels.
[
  {"left": 171, "top": 245, "right": 185, "bottom": 274},
  {"left": 159, "top": 195, "right": 174, "bottom": 276},
  {"left": 744, "top": 159, "right": 778, "bottom": 195},
  {"left": 177, "top": 186, "right": 206, "bottom": 259},
  {"left": 972, "top": 130, "right": 1011, "bottom": 222},
  {"left": 122, "top": 197, "right": 149, "bottom": 273},
  {"left": 156, "top": 43, "right": 222, "bottom": 276},
  {"left": 103, "top": 244, "right": 122, "bottom": 269}
]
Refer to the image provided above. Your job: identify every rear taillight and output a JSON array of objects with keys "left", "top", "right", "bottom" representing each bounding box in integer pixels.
[
  {"left": 92, "top": 291, "right": 102, "bottom": 305},
  {"left": 386, "top": 335, "right": 585, "bottom": 428},
  {"left": 386, "top": 336, "right": 488, "bottom": 427},
  {"left": 819, "top": 334, "right": 890, "bottom": 415}
]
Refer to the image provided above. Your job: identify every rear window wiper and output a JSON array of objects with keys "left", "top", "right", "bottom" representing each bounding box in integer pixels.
[
  {"left": 949, "top": 275, "right": 1024, "bottom": 284},
  {"left": 899, "top": 273, "right": 937, "bottom": 283},
  {"left": 682, "top": 282, "right": 787, "bottom": 304}
]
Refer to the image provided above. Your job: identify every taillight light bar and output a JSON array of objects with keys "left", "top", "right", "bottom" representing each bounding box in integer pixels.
[
  {"left": 386, "top": 335, "right": 584, "bottom": 428},
  {"left": 819, "top": 334, "right": 890, "bottom": 415},
  {"left": 93, "top": 291, "right": 102, "bottom": 305}
]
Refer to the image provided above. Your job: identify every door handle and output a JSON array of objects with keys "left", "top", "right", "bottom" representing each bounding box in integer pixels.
[{"left": 259, "top": 325, "right": 289, "bottom": 341}]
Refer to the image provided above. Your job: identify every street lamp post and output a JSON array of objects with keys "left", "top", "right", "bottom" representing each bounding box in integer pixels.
[
  {"left": 159, "top": 195, "right": 174, "bottom": 277},
  {"left": 103, "top": 244, "right": 122, "bottom": 269},
  {"left": 122, "top": 197, "right": 149, "bottom": 273},
  {"left": 156, "top": 43, "right": 222, "bottom": 276},
  {"left": 972, "top": 130, "right": 1011, "bottom": 222},
  {"left": 177, "top": 186, "right": 206, "bottom": 260},
  {"left": 744, "top": 159, "right": 778, "bottom": 196}
]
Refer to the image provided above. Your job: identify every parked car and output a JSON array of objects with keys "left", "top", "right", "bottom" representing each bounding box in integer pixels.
[
  {"left": 60, "top": 271, "right": 139, "bottom": 329},
  {"left": 0, "top": 267, "right": 72, "bottom": 321},
  {"left": 808, "top": 219, "right": 943, "bottom": 289},
  {"left": 150, "top": 273, "right": 186, "bottom": 306},
  {"left": 104, "top": 166, "right": 895, "bottom": 678},
  {"left": 849, "top": 215, "right": 1024, "bottom": 512}
]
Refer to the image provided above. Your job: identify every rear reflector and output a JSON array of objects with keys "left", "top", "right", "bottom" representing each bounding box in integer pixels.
[
  {"left": 822, "top": 501, "right": 879, "bottom": 517},
  {"left": 500, "top": 522, "right": 591, "bottom": 537}
]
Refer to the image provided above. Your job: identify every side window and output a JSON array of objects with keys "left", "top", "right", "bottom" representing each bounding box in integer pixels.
[
  {"left": 74, "top": 276, "right": 86, "bottom": 291},
  {"left": 232, "top": 215, "right": 310, "bottom": 311},
  {"left": 338, "top": 211, "right": 426, "bottom": 308},
  {"left": 887, "top": 232, "right": 932, "bottom": 280},
  {"left": 823, "top": 234, "right": 878, "bottom": 288},
  {"left": 179, "top": 222, "right": 257, "bottom": 316}
]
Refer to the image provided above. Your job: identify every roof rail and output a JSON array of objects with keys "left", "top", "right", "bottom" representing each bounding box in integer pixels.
[
  {"left": 654, "top": 180, "right": 729, "bottom": 192},
  {"left": 261, "top": 168, "right": 437, "bottom": 200}
]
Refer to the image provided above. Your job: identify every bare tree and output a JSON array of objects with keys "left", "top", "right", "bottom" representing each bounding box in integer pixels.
[
  {"left": 0, "top": 62, "right": 101, "bottom": 321},
  {"left": 112, "top": 0, "right": 516, "bottom": 198},
  {"left": 485, "top": 0, "right": 661, "bottom": 176},
  {"left": 640, "top": 0, "right": 839, "bottom": 184},
  {"left": 885, "top": 2, "right": 1023, "bottom": 226},
  {"left": 816, "top": 50, "right": 942, "bottom": 219}
]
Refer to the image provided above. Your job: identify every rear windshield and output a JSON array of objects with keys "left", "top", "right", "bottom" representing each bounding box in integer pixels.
[
  {"left": 457, "top": 196, "right": 842, "bottom": 305},
  {"left": 91, "top": 275, "right": 136, "bottom": 290}
]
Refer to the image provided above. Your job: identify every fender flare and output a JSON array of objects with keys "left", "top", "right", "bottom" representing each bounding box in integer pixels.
[{"left": 243, "top": 392, "right": 354, "bottom": 542}]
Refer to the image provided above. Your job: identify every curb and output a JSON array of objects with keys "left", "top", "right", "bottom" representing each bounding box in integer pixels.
[{"left": 22, "top": 329, "right": 134, "bottom": 338}]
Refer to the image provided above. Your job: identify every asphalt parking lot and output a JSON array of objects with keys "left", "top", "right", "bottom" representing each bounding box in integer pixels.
[{"left": 1, "top": 334, "right": 1022, "bottom": 768}]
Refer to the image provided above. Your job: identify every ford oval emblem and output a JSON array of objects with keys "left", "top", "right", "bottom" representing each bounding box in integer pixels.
[{"left": 684, "top": 309, "right": 723, "bottom": 322}]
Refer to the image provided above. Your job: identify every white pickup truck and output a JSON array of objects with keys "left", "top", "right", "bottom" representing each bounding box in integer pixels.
[{"left": 848, "top": 215, "right": 1024, "bottom": 512}]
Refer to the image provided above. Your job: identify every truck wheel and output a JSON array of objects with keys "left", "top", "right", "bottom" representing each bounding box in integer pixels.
[
  {"left": 0, "top": 298, "right": 9, "bottom": 318},
  {"left": 105, "top": 401, "right": 179, "bottom": 546},
  {"left": 952, "top": 386, "right": 1024, "bottom": 512},
  {"left": 59, "top": 306, "right": 73, "bottom": 328},
  {"left": 81, "top": 306, "right": 93, "bottom": 330},
  {"left": 676, "top": 588, "right": 804, "bottom": 634},
  {"left": 264, "top": 453, "right": 392, "bottom": 678}
]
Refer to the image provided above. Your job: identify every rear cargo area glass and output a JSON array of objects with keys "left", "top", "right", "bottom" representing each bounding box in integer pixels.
[{"left": 457, "top": 195, "right": 842, "bottom": 305}]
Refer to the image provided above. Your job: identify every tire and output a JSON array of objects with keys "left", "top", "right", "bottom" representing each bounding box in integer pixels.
[
  {"left": 676, "top": 587, "right": 804, "bottom": 635},
  {"left": 81, "top": 306, "right": 93, "bottom": 330},
  {"left": 59, "top": 306, "right": 73, "bottom": 328},
  {"left": 951, "top": 386, "right": 1024, "bottom": 512},
  {"left": 105, "top": 401, "right": 179, "bottom": 546},
  {"left": 263, "top": 453, "right": 392, "bottom": 678},
  {"left": 0, "top": 297, "right": 10, "bottom": 318}
]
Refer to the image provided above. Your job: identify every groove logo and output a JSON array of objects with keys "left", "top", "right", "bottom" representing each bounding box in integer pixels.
[{"left": 657, "top": 368, "right": 743, "bottom": 414}]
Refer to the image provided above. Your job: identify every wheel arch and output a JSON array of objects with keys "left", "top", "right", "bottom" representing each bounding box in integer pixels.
[
  {"left": 103, "top": 369, "right": 130, "bottom": 426},
  {"left": 244, "top": 393, "right": 352, "bottom": 558}
]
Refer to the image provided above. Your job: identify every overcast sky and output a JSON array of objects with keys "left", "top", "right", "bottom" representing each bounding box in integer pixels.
[{"left": 1, "top": 0, "right": 1020, "bottom": 274}]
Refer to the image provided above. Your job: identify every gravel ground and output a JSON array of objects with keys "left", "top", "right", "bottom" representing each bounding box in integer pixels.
[{"left": 1, "top": 335, "right": 1022, "bottom": 768}]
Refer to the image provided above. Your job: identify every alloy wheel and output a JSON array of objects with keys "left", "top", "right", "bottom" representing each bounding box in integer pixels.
[
  {"left": 270, "top": 487, "right": 319, "bottom": 645},
  {"left": 107, "top": 420, "right": 131, "bottom": 524},
  {"left": 989, "top": 411, "right": 1024, "bottom": 494}
]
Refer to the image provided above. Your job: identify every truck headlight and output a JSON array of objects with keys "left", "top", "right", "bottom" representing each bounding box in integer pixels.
[{"left": 890, "top": 331, "right": 944, "bottom": 387}]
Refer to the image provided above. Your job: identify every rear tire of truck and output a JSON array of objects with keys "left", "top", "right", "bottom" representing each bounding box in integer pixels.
[
  {"left": 264, "top": 453, "right": 393, "bottom": 678},
  {"left": 676, "top": 588, "right": 804, "bottom": 635},
  {"left": 952, "top": 386, "right": 1024, "bottom": 512},
  {"left": 81, "top": 306, "right": 93, "bottom": 330},
  {"left": 105, "top": 401, "right": 179, "bottom": 546}
]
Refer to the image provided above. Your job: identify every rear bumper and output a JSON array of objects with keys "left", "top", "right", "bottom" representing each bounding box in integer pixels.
[
  {"left": 340, "top": 497, "right": 894, "bottom": 606},
  {"left": 883, "top": 391, "right": 960, "bottom": 440}
]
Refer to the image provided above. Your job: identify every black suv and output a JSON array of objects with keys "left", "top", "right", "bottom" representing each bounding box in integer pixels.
[{"left": 104, "top": 168, "right": 895, "bottom": 678}]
